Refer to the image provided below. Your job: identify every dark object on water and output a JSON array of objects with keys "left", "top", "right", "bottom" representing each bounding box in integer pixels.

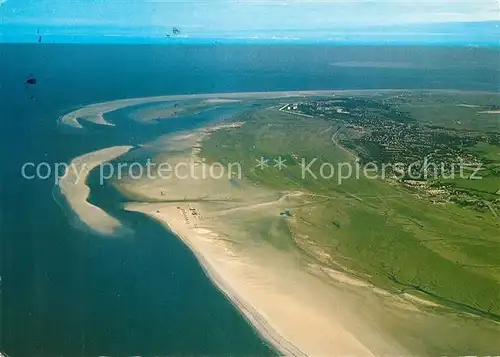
[
  {"left": 172, "top": 27, "right": 180, "bottom": 35},
  {"left": 25, "top": 75, "right": 37, "bottom": 86},
  {"left": 24, "top": 75, "right": 37, "bottom": 99},
  {"left": 37, "top": 29, "right": 42, "bottom": 43}
]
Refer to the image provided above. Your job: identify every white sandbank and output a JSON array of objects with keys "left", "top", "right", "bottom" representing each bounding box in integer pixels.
[
  {"left": 204, "top": 98, "right": 243, "bottom": 104},
  {"left": 57, "top": 145, "right": 133, "bottom": 236},
  {"left": 478, "top": 110, "right": 500, "bottom": 114},
  {"left": 457, "top": 104, "right": 480, "bottom": 108}
]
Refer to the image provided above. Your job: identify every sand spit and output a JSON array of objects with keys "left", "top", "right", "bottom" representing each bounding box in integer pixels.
[
  {"left": 57, "top": 145, "right": 133, "bottom": 236},
  {"left": 58, "top": 89, "right": 411, "bottom": 129},
  {"left": 59, "top": 89, "right": 500, "bottom": 129},
  {"left": 457, "top": 104, "right": 480, "bottom": 108},
  {"left": 478, "top": 110, "right": 500, "bottom": 114},
  {"left": 59, "top": 89, "right": 500, "bottom": 128},
  {"left": 204, "top": 98, "right": 243, "bottom": 104}
]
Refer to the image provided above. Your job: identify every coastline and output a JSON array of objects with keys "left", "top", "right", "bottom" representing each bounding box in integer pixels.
[
  {"left": 57, "top": 88, "right": 497, "bottom": 129},
  {"left": 117, "top": 128, "right": 407, "bottom": 356},
  {"left": 125, "top": 203, "right": 384, "bottom": 356},
  {"left": 130, "top": 204, "right": 305, "bottom": 356}
]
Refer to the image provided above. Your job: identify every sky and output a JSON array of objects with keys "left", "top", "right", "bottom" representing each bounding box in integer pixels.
[{"left": 0, "top": 0, "right": 499, "bottom": 43}]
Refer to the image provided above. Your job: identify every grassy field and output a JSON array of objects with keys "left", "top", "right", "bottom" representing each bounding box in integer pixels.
[
  {"left": 380, "top": 91, "right": 500, "bottom": 132},
  {"left": 201, "top": 103, "right": 500, "bottom": 321},
  {"left": 436, "top": 141, "right": 500, "bottom": 203},
  {"left": 470, "top": 141, "right": 500, "bottom": 161}
]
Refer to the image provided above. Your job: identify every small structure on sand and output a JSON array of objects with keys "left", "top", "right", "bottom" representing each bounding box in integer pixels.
[{"left": 280, "top": 209, "right": 292, "bottom": 217}]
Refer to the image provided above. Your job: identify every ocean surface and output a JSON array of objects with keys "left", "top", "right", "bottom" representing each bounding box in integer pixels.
[{"left": 0, "top": 44, "right": 499, "bottom": 357}]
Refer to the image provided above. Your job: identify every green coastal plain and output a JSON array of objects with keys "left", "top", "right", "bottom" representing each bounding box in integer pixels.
[
  {"left": 200, "top": 90, "right": 500, "bottom": 324},
  {"left": 108, "top": 90, "right": 500, "bottom": 355}
]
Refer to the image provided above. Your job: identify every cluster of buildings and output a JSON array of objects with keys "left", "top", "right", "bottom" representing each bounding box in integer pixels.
[{"left": 294, "top": 96, "right": 500, "bottom": 215}]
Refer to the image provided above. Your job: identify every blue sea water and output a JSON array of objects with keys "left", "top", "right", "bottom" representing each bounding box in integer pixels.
[{"left": 0, "top": 44, "right": 498, "bottom": 357}]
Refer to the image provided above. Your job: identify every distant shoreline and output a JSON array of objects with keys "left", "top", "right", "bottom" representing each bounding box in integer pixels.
[
  {"left": 3, "top": 39, "right": 500, "bottom": 47},
  {"left": 58, "top": 89, "right": 499, "bottom": 129}
]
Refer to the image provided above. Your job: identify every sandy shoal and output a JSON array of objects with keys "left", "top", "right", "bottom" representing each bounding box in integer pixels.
[
  {"left": 57, "top": 145, "right": 133, "bottom": 236},
  {"left": 204, "top": 98, "right": 243, "bottom": 104},
  {"left": 478, "top": 110, "right": 500, "bottom": 114}
]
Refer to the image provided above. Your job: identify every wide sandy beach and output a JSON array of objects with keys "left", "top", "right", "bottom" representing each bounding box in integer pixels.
[
  {"left": 125, "top": 201, "right": 408, "bottom": 356},
  {"left": 118, "top": 127, "right": 410, "bottom": 356}
]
